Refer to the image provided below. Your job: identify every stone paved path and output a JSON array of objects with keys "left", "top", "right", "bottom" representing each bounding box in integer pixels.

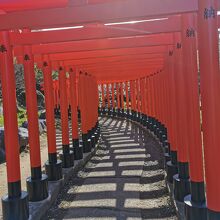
[{"left": 46, "top": 117, "right": 177, "bottom": 220}]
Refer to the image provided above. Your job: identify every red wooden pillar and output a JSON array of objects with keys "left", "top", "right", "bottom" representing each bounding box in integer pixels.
[
  {"left": 69, "top": 68, "right": 83, "bottom": 160},
  {"left": 135, "top": 80, "right": 139, "bottom": 114},
  {"left": 198, "top": 0, "right": 220, "bottom": 218},
  {"left": 78, "top": 73, "right": 86, "bottom": 146},
  {"left": 125, "top": 81, "right": 129, "bottom": 115},
  {"left": 111, "top": 82, "right": 115, "bottom": 114},
  {"left": 116, "top": 82, "right": 120, "bottom": 115},
  {"left": 181, "top": 14, "right": 206, "bottom": 218},
  {"left": 152, "top": 74, "right": 158, "bottom": 121},
  {"left": 166, "top": 45, "right": 178, "bottom": 183},
  {"left": 129, "top": 80, "right": 134, "bottom": 117},
  {"left": 149, "top": 75, "right": 156, "bottom": 121},
  {"left": 138, "top": 79, "right": 142, "bottom": 117},
  {"left": 101, "top": 84, "right": 105, "bottom": 111},
  {"left": 146, "top": 77, "right": 151, "bottom": 117},
  {"left": 120, "top": 82, "right": 124, "bottom": 115},
  {"left": 53, "top": 80, "right": 60, "bottom": 111},
  {"left": 58, "top": 64, "right": 74, "bottom": 168},
  {"left": 106, "top": 83, "right": 110, "bottom": 113},
  {"left": 0, "top": 31, "right": 29, "bottom": 220},
  {"left": 133, "top": 80, "right": 138, "bottom": 118},
  {"left": 42, "top": 56, "right": 62, "bottom": 181},
  {"left": 23, "top": 44, "right": 48, "bottom": 202},
  {"left": 79, "top": 73, "right": 91, "bottom": 153},
  {"left": 172, "top": 32, "right": 190, "bottom": 202},
  {"left": 140, "top": 78, "right": 146, "bottom": 116},
  {"left": 134, "top": 80, "right": 137, "bottom": 115}
]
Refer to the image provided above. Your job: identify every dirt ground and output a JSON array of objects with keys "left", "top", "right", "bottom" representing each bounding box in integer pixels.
[
  {"left": 0, "top": 123, "right": 70, "bottom": 220},
  {"left": 44, "top": 117, "right": 177, "bottom": 220}
]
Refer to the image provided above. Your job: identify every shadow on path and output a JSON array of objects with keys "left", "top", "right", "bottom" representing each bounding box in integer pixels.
[{"left": 45, "top": 117, "right": 177, "bottom": 220}]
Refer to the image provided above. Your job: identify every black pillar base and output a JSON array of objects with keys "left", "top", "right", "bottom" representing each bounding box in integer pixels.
[
  {"left": 164, "top": 153, "right": 171, "bottom": 163},
  {"left": 2, "top": 191, "right": 29, "bottom": 220},
  {"left": 26, "top": 174, "right": 48, "bottom": 202},
  {"left": 121, "top": 109, "right": 125, "bottom": 117},
  {"left": 207, "top": 209, "right": 220, "bottom": 220},
  {"left": 45, "top": 160, "right": 63, "bottom": 181},
  {"left": 112, "top": 108, "right": 116, "bottom": 117},
  {"left": 83, "top": 137, "right": 92, "bottom": 153},
  {"left": 184, "top": 195, "right": 207, "bottom": 220},
  {"left": 166, "top": 161, "right": 178, "bottom": 183},
  {"left": 60, "top": 150, "right": 74, "bottom": 168},
  {"left": 117, "top": 109, "right": 120, "bottom": 117},
  {"left": 107, "top": 108, "right": 111, "bottom": 115},
  {"left": 134, "top": 113, "right": 137, "bottom": 121},
  {"left": 126, "top": 110, "right": 130, "bottom": 118},
  {"left": 73, "top": 139, "right": 83, "bottom": 160},
  {"left": 97, "top": 127, "right": 101, "bottom": 139},
  {"left": 82, "top": 134, "right": 90, "bottom": 153},
  {"left": 91, "top": 135, "right": 96, "bottom": 148},
  {"left": 94, "top": 131, "right": 98, "bottom": 143},
  {"left": 173, "top": 174, "right": 190, "bottom": 202},
  {"left": 164, "top": 145, "right": 170, "bottom": 154}
]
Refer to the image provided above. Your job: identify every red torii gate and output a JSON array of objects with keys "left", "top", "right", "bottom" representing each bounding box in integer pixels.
[{"left": 0, "top": 1, "right": 220, "bottom": 220}]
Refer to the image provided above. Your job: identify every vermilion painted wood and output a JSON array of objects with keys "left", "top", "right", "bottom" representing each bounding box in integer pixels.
[
  {"left": 149, "top": 75, "right": 155, "bottom": 118},
  {"left": 125, "top": 82, "right": 129, "bottom": 110},
  {"left": 198, "top": 0, "right": 220, "bottom": 211},
  {"left": 173, "top": 32, "right": 189, "bottom": 163},
  {"left": 141, "top": 78, "right": 146, "bottom": 115},
  {"left": 84, "top": 74, "right": 91, "bottom": 131},
  {"left": 106, "top": 83, "right": 110, "bottom": 109},
  {"left": 54, "top": 80, "right": 60, "bottom": 108},
  {"left": 0, "top": 0, "right": 68, "bottom": 12},
  {"left": 181, "top": 14, "right": 204, "bottom": 183},
  {"left": 0, "top": 31, "right": 21, "bottom": 183},
  {"left": 129, "top": 81, "right": 133, "bottom": 111},
  {"left": 101, "top": 84, "right": 105, "bottom": 108},
  {"left": 116, "top": 83, "right": 120, "bottom": 109},
  {"left": 58, "top": 65, "right": 70, "bottom": 145},
  {"left": 120, "top": 82, "right": 124, "bottom": 110},
  {"left": 69, "top": 68, "right": 79, "bottom": 140},
  {"left": 156, "top": 73, "right": 162, "bottom": 122},
  {"left": 10, "top": 18, "right": 180, "bottom": 46},
  {"left": 137, "top": 79, "right": 141, "bottom": 113},
  {"left": 0, "top": 0, "right": 197, "bottom": 30},
  {"left": 152, "top": 76, "right": 157, "bottom": 119},
  {"left": 161, "top": 71, "right": 168, "bottom": 127},
  {"left": 13, "top": 34, "right": 173, "bottom": 56},
  {"left": 89, "top": 62, "right": 164, "bottom": 78},
  {"left": 75, "top": 59, "right": 164, "bottom": 74},
  {"left": 34, "top": 46, "right": 166, "bottom": 62},
  {"left": 133, "top": 80, "right": 137, "bottom": 112},
  {"left": 142, "top": 78, "right": 146, "bottom": 115},
  {"left": 78, "top": 73, "right": 87, "bottom": 134},
  {"left": 42, "top": 57, "right": 57, "bottom": 154},
  {"left": 145, "top": 77, "right": 151, "bottom": 116},
  {"left": 111, "top": 83, "right": 115, "bottom": 109},
  {"left": 23, "top": 45, "right": 42, "bottom": 168},
  {"left": 167, "top": 45, "right": 178, "bottom": 152}
]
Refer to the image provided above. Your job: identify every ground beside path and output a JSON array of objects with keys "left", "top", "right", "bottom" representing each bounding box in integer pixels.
[
  {"left": 45, "top": 117, "right": 177, "bottom": 220},
  {"left": 0, "top": 120, "right": 74, "bottom": 219}
]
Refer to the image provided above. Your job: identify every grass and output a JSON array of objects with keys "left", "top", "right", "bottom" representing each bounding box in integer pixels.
[{"left": 0, "top": 107, "right": 28, "bottom": 127}]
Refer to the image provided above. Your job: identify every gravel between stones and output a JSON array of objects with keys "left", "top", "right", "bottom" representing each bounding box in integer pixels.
[{"left": 44, "top": 117, "right": 178, "bottom": 220}]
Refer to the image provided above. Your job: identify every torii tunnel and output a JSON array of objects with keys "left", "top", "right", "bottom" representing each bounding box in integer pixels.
[{"left": 1, "top": 0, "right": 220, "bottom": 219}]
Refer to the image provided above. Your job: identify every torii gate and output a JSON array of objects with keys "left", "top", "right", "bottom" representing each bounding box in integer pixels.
[{"left": 0, "top": 1, "right": 220, "bottom": 220}]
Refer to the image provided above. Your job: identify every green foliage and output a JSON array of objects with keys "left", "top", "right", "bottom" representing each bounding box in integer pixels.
[
  {"left": 34, "top": 64, "right": 43, "bottom": 84},
  {"left": 52, "top": 70, "right": 59, "bottom": 80},
  {"left": 17, "top": 107, "right": 27, "bottom": 126},
  {"left": 0, "top": 115, "right": 3, "bottom": 127}
]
